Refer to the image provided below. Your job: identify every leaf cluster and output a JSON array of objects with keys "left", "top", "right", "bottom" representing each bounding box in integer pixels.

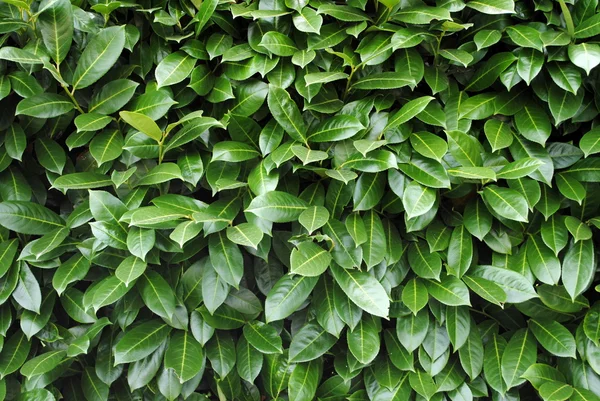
[{"left": 1, "top": 0, "right": 600, "bottom": 400}]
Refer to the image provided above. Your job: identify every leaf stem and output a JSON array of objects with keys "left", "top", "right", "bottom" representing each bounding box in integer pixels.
[
  {"left": 434, "top": 29, "right": 446, "bottom": 65},
  {"left": 24, "top": 8, "right": 37, "bottom": 32},
  {"left": 64, "top": 87, "right": 85, "bottom": 114},
  {"left": 557, "top": 0, "right": 575, "bottom": 39},
  {"left": 343, "top": 66, "right": 357, "bottom": 101},
  {"left": 158, "top": 134, "right": 167, "bottom": 164}
]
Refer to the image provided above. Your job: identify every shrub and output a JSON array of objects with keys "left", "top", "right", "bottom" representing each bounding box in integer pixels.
[{"left": 1, "top": 0, "right": 600, "bottom": 400}]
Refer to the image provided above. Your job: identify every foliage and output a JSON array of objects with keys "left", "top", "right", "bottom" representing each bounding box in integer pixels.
[{"left": 1, "top": 0, "right": 600, "bottom": 400}]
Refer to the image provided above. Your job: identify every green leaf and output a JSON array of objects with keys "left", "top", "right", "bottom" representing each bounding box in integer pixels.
[
  {"left": 304, "top": 71, "right": 348, "bottom": 86},
  {"left": 267, "top": 86, "right": 307, "bottom": 143},
  {"left": 298, "top": 206, "right": 329, "bottom": 234},
  {"left": 565, "top": 216, "right": 592, "bottom": 242},
  {"left": 402, "top": 278, "right": 428, "bottom": 315},
  {"left": 243, "top": 321, "right": 282, "bottom": 354},
  {"left": 402, "top": 181, "right": 436, "bottom": 219},
  {"left": 529, "top": 320, "right": 576, "bottom": 358},
  {"left": 38, "top": 0, "right": 73, "bottom": 64},
  {"left": 410, "top": 132, "right": 448, "bottom": 162},
  {"left": 459, "top": 323, "right": 484, "bottom": 380},
  {"left": 89, "top": 129, "right": 124, "bottom": 166},
  {"left": 496, "top": 158, "right": 544, "bottom": 179},
  {"left": 391, "top": 27, "right": 426, "bottom": 49},
  {"left": 5, "top": 124, "right": 26, "bottom": 162},
  {"left": 289, "top": 322, "right": 336, "bottom": 362},
  {"left": 265, "top": 275, "right": 318, "bottom": 322},
  {"left": 385, "top": 96, "right": 434, "bottom": 130},
  {"left": 447, "top": 130, "right": 482, "bottom": 166},
  {"left": 447, "top": 225, "right": 473, "bottom": 278},
  {"left": 139, "top": 271, "right": 177, "bottom": 319},
  {"left": 352, "top": 72, "right": 414, "bottom": 90},
  {"left": 426, "top": 275, "right": 471, "bottom": 306},
  {"left": 226, "top": 223, "right": 263, "bottom": 249},
  {"left": 347, "top": 317, "right": 380, "bottom": 364},
  {"left": 0, "top": 17, "right": 28, "bottom": 32},
  {"left": 562, "top": 239, "right": 595, "bottom": 300},
  {"left": 246, "top": 191, "right": 308, "bottom": 222},
  {"left": 445, "top": 306, "right": 470, "bottom": 352},
  {"left": 362, "top": 210, "right": 386, "bottom": 269},
  {"left": 209, "top": 231, "right": 243, "bottom": 288},
  {"left": 516, "top": 48, "right": 544, "bottom": 85},
  {"left": 398, "top": 155, "right": 450, "bottom": 189},
  {"left": 16, "top": 93, "right": 74, "bottom": 118},
  {"left": 89, "top": 79, "right": 139, "bottom": 114},
  {"left": 393, "top": 6, "right": 450, "bottom": 24},
  {"left": 580, "top": 128, "right": 600, "bottom": 157},
  {"left": 307, "top": 23, "right": 348, "bottom": 50},
  {"left": 324, "top": 220, "right": 363, "bottom": 269},
  {"left": 0, "top": 331, "right": 31, "bottom": 378},
  {"left": 30, "top": 226, "right": 69, "bottom": 259},
  {"left": 527, "top": 235, "right": 561, "bottom": 285},
  {"left": 547, "top": 62, "right": 581, "bottom": 95},
  {"left": 482, "top": 185, "right": 529, "bottom": 222},
  {"left": 465, "top": 52, "right": 517, "bottom": 91},
  {"left": 289, "top": 359, "right": 321, "bottom": 401},
  {"left": 330, "top": 263, "right": 390, "bottom": 317},
  {"left": 164, "top": 331, "right": 204, "bottom": 383},
  {"left": 72, "top": 26, "right": 126, "bottom": 89},
  {"left": 165, "top": 117, "right": 223, "bottom": 152},
  {"left": 114, "top": 320, "right": 171, "bottom": 364},
  {"left": 568, "top": 43, "right": 600, "bottom": 75},
  {"left": 459, "top": 93, "right": 496, "bottom": 120},
  {"left": 307, "top": 115, "right": 364, "bottom": 142},
  {"left": 0, "top": 239, "right": 18, "bottom": 278},
  {"left": 236, "top": 335, "right": 262, "bottom": 383},
  {"left": 212, "top": 141, "right": 260, "bottom": 162},
  {"left": 408, "top": 241, "right": 442, "bottom": 280},
  {"left": 36, "top": 138, "right": 66, "bottom": 174},
  {"left": 293, "top": 8, "right": 323, "bottom": 34},
  {"left": 0, "top": 201, "right": 64, "bottom": 234},
  {"left": 291, "top": 241, "right": 331, "bottom": 276},
  {"left": 548, "top": 84, "right": 583, "bottom": 125},
  {"left": 317, "top": 4, "right": 368, "bottom": 21},
  {"left": 53, "top": 173, "right": 113, "bottom": 190},
  {"left": 506, "top": 25, "right": 543, "bottom": 51},
  {"left": 120, "top": 111, "right": 163, "bottom": 142},
  {"left": 115, "top": 256, "right": 147, "bottom": 287},
  {"left": 74, "top": 113, "right": 112, "bottom": 132},
  {"left": 469, "top": 265, "right": 537, "bottom": 303},
  {"left": 91, "top": 275, "right": 128, "bottom": 311},
  {"left": 193, "top": 0, "right": 218, "bottom": 32},
  {"left": 463, "top": 198, "right": 493, "bottom": 241},
  {"left": 155, "top": 51, "right": 196, "bottom": 88},
  {"left": 484, "top": 333, "right": 508, "bottom": 393},
  {"left": 137, "top": 163, "right": 183, "bottom": 186},
  {"left": 501, "top": 328, "right": 537, "bottom": 389},
  {"left": 344, "top": 212, "right": 366, "bottom": 247},
  {"left": 556, "top": 174, "right": 586, "bottom": 204},
  {"left": 20, "top": 350, "right": 66, "bottom": 379},
  {"left": 466, "top": 0, "right": 515, "bottom": 14},
  {"left": 409, "top": 370, "right": 437, "bottom": 400},
  {"left": 260, "top": 32, "right": 299, "bottom": 56},
  {"left": 82, "top": 367, "right": 109, "bottom": 401},
  {"left": 0, "top": 47, "right": 43, "bottom": 64},
  {"left": 539, "top": 382, "right": 574, "bottom": 401},
  {"left": 440, "top": 49, "right": 473, "bottom": 68},
  {"left": 522, "top": 364, "right": 567, "bottom": 390},
  {"left": 52, "top": 253, "right": 91, "bottom": 295}
]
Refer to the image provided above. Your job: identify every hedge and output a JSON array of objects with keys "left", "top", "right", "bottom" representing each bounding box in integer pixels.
[{"left": 0, "top": 0, "right": 600, "bottom": 400}]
